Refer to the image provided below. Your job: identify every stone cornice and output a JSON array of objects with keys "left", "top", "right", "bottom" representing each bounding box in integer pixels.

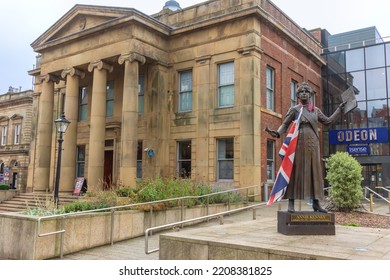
[
  {"left": 61, "top": 67, "right": 86, "bottom": 79},
  {"left": 118, "top": 52, "right": 146, "bottom": 65},
  {"left": 88, "top": 60, "right": 114, "bottom": 73},
  {"left": 195, "top": 55, "right": 212, "bottom": 64},
  {"left": 237, "top": 46, "right": 263, "bottom": 56}
]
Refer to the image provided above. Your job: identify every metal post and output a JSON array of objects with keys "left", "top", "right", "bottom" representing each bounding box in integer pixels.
[
  {"left": 180, "top": 199, "right": 184, "bottom": 228},
  {"left": 370, "top": 193, "right": 374, "bottom": 212},
  {"left": 60, "top": 216, "right": 65, "bottom": 259},
  {"left": 54, "top": 131, "right": 63, "bottom": 208},
  {"left": 110, "top": 209, "right": 115, "bottom": 245},
  {"left": 388, "top": 192, "right": 390, "bottom": 214}
]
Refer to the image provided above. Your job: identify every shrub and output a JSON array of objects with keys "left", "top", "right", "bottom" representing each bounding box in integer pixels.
[
  {"left": 0, "top": 184, "right": 10, "bottom": 190},
  {"left": 325, "top": 152, "right": 364, "bottom": 212}
]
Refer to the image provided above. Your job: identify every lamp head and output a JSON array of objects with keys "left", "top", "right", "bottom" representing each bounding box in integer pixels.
[{"left": 54, "top": 113, "right": 70, "bottom": 133}]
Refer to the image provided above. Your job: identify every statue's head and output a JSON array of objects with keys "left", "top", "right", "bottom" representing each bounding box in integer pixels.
[
  {"left": 296, "top": 82, "right": 313, "bottom": 97},
  {"left": 296, "top": 82, "right": 315, "bottom": 111}
]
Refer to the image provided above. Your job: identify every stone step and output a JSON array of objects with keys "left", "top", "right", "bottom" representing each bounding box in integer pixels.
[{"left": 0, "top": 193, "right": 83, "bottom": 213}]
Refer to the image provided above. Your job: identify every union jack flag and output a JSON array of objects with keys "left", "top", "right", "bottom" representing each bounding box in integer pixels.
[{"left": 267, "top": 107, "right": 303, "bottom": 206}]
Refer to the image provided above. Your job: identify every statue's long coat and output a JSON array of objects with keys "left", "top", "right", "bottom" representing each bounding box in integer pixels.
[{"left": 277, "top": 105, "right": 341, "bottom": 200}]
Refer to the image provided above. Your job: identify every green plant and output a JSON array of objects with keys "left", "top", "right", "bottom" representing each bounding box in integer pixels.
[
  {"left": 325, "top": 152, "right": 364, "bottom": 212},
  {"left": 344, "top": 222, "right": 360, "bottom": 227},
  {"left": 0, "top": 184, "right": 10, "bottom": 190}
]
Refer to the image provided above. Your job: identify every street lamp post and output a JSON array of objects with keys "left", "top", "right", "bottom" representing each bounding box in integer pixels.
[{"left": 54, "top": 113, "right": 70, "bottom": 208}]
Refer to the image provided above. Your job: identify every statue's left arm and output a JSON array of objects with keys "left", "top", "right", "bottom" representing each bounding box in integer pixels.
[{"left": 317, "top": 106, "right": 343, "bottom": 126}]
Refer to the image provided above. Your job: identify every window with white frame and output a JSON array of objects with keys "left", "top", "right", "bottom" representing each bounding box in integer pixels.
[
  {"left": 1, "top": 126, "right": 7, "bottom": 146},
  {"left": 267, "top": 139, "right": 275, "bottom": 181},
  {"left": 138, "top": 75, "right": 145, "bottom": 113},
  {"left": 79, "top": 86, "right": 88, "bottom": 121},
  {"left": 218, "top": 62, "right": 234, "bottom": 107},
  {"left": 217, "top": 138, "right": 234, "bottom": 180},
  {"left": 179, "top": 70, "right": 193, "bottom": 112},
  {"left": 310, "top": 91, "right": 316, "bottom": 107},
  {"left": 266, "top": 66, "right": 275, "bottom": 110},
  {"left": 177, "top": 141, "right": 191, "bottom": 178},
  {"left": 14, "top": 124, "right": 21, "bottom": 144},
  {"left": 291, "top": 80, "right": 298, "bottom": 107},
  {"left": 106, "top": 80, "right": 114, "bottom": 117}
]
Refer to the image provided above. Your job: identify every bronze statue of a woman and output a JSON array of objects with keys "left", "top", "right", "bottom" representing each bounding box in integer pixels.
[{"left": 266, "top": 82, "right": 345, "bottom": 213}]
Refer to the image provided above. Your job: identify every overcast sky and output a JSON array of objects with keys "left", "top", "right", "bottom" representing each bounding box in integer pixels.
[{"left": 1, "top": 0, "right": 390, "bottom": 94}]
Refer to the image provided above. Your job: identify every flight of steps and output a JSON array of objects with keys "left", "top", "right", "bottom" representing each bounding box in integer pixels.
[{"left": 0, "top": 192, "right": 84, "bottom": 213}]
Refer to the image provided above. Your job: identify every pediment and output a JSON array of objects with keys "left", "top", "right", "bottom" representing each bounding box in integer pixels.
[
  {"left": 0, "top": 116, "right": 9, "bottom": 123},
  {"left": 31, "top": 5, "right": 135, "bottom": 49},
  {"left": 10, "top": 114, "right": 23, "bottom": 121}
]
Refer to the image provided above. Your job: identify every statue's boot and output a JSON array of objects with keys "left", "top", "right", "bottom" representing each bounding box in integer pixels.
[
  {"left": 287, "top": 199, "right": 295, "bottom": 213},
  {"left": 312, "top": 199, "right": 327, "bottom": 213}
]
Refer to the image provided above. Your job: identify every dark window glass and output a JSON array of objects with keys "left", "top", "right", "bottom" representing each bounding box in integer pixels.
[
  {"left": 78, "top": 86, "right": 88, "bottom": 121},
  {"left": 76, "top": 145, "right": 86, "bottom": 177},
  {"left": 178, "top": 141, "right": 191, "bottom": 178},
  {"left": 137, "top": 141, "right": 142, "bottom": 179},
  {"left": 106, "top": 80, "right": 114, "bottom": 117},
  {"left": 217, "top": 138, "right": 234, "bottom": 180},
  {"left": 266, "top": 140, "right": 275, "bottom": 181}
]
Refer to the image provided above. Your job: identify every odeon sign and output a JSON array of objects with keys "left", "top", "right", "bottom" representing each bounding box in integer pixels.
[{"left": 329, "top": 127, "right": 389, "bottom": 145}]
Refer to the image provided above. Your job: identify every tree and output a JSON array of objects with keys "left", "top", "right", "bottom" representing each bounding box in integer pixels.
[{"left": 325, "top": 152, "right": 363, "bottom": 212}]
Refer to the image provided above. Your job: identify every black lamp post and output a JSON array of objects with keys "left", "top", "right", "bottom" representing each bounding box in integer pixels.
[{"left": 54, "top": 113, "right": 70, "bottom": 208}]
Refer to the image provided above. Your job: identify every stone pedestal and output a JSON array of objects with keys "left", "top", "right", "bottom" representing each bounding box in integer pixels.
[{"left": 277, "top": 211, "right": 335, "bottom": 235}]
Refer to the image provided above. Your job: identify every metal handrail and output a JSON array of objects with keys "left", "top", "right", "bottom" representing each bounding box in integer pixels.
[
  {"left": 364, "top": 186, "right": 390, "bottom": 204},
  {"left": 364, "top": 186, "right": 390, "bottom": 215},
  {"left": 144, "top": 202, "right": 267, "bottom": 255},
  {"left": 36, "top": 185, "right": 260, "bottom": 258}
]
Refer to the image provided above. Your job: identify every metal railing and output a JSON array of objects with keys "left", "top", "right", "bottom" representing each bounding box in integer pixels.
[
  {"left": 36, "top": 185, "right": 261, "bottom": 259},
  {"left": 364, "top": 186, "right": 390, "bottom": 213},
  {"left": 144, "top": 202, "right": 267, "bottom": 255}
]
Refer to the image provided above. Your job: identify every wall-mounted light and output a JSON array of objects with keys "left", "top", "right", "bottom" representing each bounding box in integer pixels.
[{"left": 144, "top": 148, "right": 155, "bottom": 158}]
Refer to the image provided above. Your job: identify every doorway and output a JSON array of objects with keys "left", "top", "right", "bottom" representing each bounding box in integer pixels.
[
  {"left": 12, "top": 173, "right": 17, "bottom": 189},
  {"left": 104, "top": 150, "right": 113, "bottom": 190}
]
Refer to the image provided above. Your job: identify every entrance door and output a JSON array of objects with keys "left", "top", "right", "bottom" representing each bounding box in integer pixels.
[
  {"left": 362, "top": 164, "right": 383, "bottom": 194},
  {"left": 104, "top": 150, "right": 113, "bottom": 190},
  {"left": 12, "top": 173, "right": 17, "bottom": 189}
]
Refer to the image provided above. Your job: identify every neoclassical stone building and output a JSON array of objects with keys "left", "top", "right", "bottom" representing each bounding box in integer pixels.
[
  {"left": 0, "top": 89, "right": 33, "bottom": 191},
  {"left": 27, "top": 0, "right": 325, "bottom": 194}
]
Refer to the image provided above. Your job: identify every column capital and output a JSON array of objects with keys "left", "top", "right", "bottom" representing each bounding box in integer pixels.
[
  {"left": 38, "top": 74, "right": 61, "bottom": 84},
  {"left": 118, "top": 52, "right": 146, "bottom": 65},
  {"left": 88, "top": 60, "right": 114, "bottom": 73},
  {"left": 61, "top": 67, "right": 86, "bottom": 79}
]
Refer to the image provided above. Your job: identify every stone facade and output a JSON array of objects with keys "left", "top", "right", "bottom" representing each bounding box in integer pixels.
[
  {"left": 0, "top": 90, "right": 33, "bottom": 191},
  {"left": 27, "top": 0, "right": 324, "bottom": 194}
]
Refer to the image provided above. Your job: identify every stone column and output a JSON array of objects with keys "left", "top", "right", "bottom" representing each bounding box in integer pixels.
[
  {"left": 60, "top": 67, "right": 85, "bottom": 193},
  {"left": 118, "top": 53, "right": 146, "bottom": 187},
  {"left": 87, "top": 61, "right": 113, "bottom": 190},
  {"left": 34, "top": 74, "right": 59, "bottom": 192},
  {"left": 237, "top": 48, "right": 262, "bottom": 188},
  {"left": 195, "top": 56, "right": 212, "bottom": 182}
]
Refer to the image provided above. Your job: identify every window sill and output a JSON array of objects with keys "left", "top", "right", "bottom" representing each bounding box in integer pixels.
[{"left": 261, "top": 107, "right": 282, "bottom": 118}]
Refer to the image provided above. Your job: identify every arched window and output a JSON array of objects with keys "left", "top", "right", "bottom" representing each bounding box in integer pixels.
[{"left": 0, "top": 162, "right": 4, "bottom": 174}]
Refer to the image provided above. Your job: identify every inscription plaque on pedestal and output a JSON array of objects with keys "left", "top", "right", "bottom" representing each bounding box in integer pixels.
[{"left": 277, "top": 211, "right": 335, "bottom": 235}]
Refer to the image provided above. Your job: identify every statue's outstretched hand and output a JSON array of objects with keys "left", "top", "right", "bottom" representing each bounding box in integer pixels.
[
  {"left": 339, "top": 101, "right": 347, "bottom": 111},
  {"left": 265, "top": 127, "right": 280, "bottom": 138}
]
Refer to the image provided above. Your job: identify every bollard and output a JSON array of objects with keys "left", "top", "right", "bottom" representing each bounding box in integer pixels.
[
  {"left": 388, "top": 192, "right": 390, "bottom": 214},
  {"left": 370, "top": 193, "right": 374, "bottom": 212}
]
